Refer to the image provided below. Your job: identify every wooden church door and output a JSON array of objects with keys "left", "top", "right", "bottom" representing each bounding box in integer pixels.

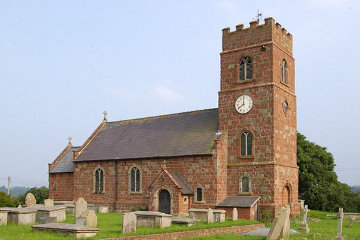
[{"left": 159, "top": 190, "right": 171, "bottom": 214}]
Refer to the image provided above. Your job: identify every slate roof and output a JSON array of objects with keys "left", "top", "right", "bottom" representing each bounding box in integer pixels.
[
  {"left": 75, "top": 108, "right": 219, "bottom": 162},
  {"left": 50, "top": 147, "right": 80, "bottom": 173},
  {"left": 216, "top": 196, "right": 260, "bottom": 208},
  {"left": 169, "top": 172, "right": 194, "bottom": 195}
]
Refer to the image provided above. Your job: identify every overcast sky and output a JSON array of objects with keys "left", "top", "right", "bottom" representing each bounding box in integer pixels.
[{"left": 0, "top": 0, "right": 359, "bottom": 187}]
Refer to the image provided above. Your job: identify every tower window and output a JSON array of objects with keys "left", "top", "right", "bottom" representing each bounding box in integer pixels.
[
  {"left": 242, "top": 177, "right": 250, "bottom": 192},
  {"left": 94, "top": 167, "right": 104, "bottom": 194},
  {"left": 282, "top": 59, "right": 287, "bottom": 84},
  {"left": 194, "top": 185, "right": 204, "bottom": 202},
  {"left": 239, "top": 57, "right": 253, "bottom": 81},
  {"left": 241, "top": 132, "right": 253, "bottom": 156},
  {"left": 130, "top": 167, "right": 141, "bottom": 192}
]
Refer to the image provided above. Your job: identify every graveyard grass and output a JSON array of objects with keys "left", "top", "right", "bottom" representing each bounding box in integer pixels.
[{"left": 1, "top": 210, "right": 359, "bottom": 240}]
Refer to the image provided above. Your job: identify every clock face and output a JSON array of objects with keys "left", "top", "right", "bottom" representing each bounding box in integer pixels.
[{"left": 235, "top": 95, "right": 253, "bottom": 114}]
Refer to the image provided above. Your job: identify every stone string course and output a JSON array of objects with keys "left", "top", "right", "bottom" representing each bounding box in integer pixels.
[{"left": 105, "top": 223, "right": 264, "bottom": 240}]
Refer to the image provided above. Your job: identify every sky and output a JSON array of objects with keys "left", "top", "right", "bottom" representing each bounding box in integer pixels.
[{"left": 0, "top": 0, "right": 359, "bottom": 187}]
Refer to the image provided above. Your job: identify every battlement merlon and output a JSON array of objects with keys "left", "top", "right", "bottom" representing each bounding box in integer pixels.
[{"left": 221, "top": 17, "right": 293, "bottom": 56}]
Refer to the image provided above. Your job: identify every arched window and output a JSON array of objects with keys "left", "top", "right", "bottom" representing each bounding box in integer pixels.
[
  {"left": 242, "top": 177, "right": 250, "bottom": 192},
  {"left": 239, "top": 57, "right": 253, "bottom": 81},
  {"left": 94, "top": 168, "right": 104, "bottom": 194},
  {"left": 194, "top": 185, "right": 204, "bottom": 203},
  {"left": 241, "top": 132, "right": 253, "bottom": 156},
  {"left": 282, "top": 59, "right": 287, "bottom": 84},
  {"left": 130, "top": 167, "right": 141, "bottom": 192}
]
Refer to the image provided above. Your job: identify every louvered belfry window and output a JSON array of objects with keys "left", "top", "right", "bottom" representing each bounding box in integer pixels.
[
  {"left": 282, "top": 59, "right": 287, "bottom": 84},
  {"left": 130, "top": 167, "right": 141, "bottom": 192},
  {"left": 239, "top": 57, "right": 253, "bottom": 81},
  {"left": 95, "top": 168, "right": 104, "bottom": 194}
]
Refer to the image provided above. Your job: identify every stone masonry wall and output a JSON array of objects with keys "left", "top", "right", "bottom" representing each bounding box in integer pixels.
[
  {"left": 49, "top": 173, "right": 74, "bottom": 201},
  {"left": 73, "top": 155, "right": 217, "bottom": 212}
]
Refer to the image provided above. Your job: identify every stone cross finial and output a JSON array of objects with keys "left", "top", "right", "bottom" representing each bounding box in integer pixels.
[
  {"left": 103, "top": 110, "right": 108, "bottom": 120},
  {"left": 68, "top": 136, "right": 72, "bottom": 144}
]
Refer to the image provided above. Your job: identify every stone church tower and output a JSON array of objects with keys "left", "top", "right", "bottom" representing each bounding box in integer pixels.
[{"left": 218, "top": 18, "right": 299, "bottom": 217}]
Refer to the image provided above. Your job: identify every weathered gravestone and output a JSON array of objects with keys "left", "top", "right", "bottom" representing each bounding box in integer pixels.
[
  {"left": 267, "top": 205, "right": 290, "bottom": 240},
  {"left": 232, "top": 208, "right": 238, "bottom": 221},
  {"left": 44, "top": 199, "right": 54, "bottom": 207},
  {"left": 207, "top": 208, "right": 214, "bottom": 224},
  {"left": 74, "top": 197, "right": 88, "bottom": 226},
  {"left": 25, "top": 193, "right": 36, "bottom": 207},
  {"left": 121, "top": 212, "right": 136, "bottom": 233},
  {"left": 0, "top": 209, "right": 9, "bottom": 226},
  {"left": 86, "top": 210, "right": 97, "bottom": 228},
  {"left": 298, "top": 205, "right": 310, "bottom": 233},
  {"left": 348, "top": 217, "right": 355, "bottom": 227},
  {"left": 334, "top": 208, "right": 344, "bottom": 240}
]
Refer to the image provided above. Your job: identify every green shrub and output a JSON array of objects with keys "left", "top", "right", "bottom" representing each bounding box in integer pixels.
[
  {"left": 0, "top": 191, "right": 20, "bottom": 207},
  {"left": 17, "top": 186, "right": 48, "bottom": 204}
]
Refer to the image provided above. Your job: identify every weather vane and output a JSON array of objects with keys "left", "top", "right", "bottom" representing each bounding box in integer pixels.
[
  {"left": 68, "top": 136, "right": 72, "bottom": 144},
  {"left": 103, "top": 110, "right": 108, "bottom": 120},
  {"left": 254, "top": 9, "right": 263, "bottom": 24}
]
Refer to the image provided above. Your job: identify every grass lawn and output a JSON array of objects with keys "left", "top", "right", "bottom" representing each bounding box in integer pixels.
[
  {"left": 183, "top": 210, "right": 360, "bottom": 240},
  {"left": 0, "top": 212, "right": 259, "bottom": 240}
]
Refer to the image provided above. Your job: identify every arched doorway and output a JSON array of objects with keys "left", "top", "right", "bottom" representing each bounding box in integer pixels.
[
  {"left": 282, "top": 185, "right": 291, "bottom": 206},
  {"left": 158, "top": 189, "right": 171, "bottom": 214}
]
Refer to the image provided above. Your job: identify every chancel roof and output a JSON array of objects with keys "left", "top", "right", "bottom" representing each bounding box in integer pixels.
[
  {"left": 216, "top": 196, "right": 260, "bottom": 208},
  {"left": 75, "top": 108, "right": 218, "bottom": 162},
  {"left": 50, "top": 146, "right": 80, "bottom": 173}
]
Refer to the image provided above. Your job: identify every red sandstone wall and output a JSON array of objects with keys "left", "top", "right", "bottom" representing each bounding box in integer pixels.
[
  {"left": 48, "top": 173, "right": 74, "bottom": 201},
  {"left": 73, "top": 155, "right": 217, "bottom": 212}
]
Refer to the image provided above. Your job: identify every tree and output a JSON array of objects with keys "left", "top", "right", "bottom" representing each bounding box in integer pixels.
[
  {"left": 297, "top": 133, "right": 360, "bottom": 212},
  {"left": 0, "top": 191, "right": 20, "bottom": 207}
]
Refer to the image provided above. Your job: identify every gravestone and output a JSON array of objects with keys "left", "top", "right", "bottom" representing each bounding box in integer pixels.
[
  {"left": 348, "top": 217, "right": 355, "bottom": 227},
  {"left": 207, "top": 208, "right": 214, "bottom": 224},
  {"left": 75, "top": 217, "right": 86, "bottom": 225},
  {"left": 25, "top": 193, "right": 36, "bottom": 207},
  {"left": 298, "top": 205, "right": 310, "bottom": 233},
  {"left": 334, "top": 208, "right": 344, "bottom": 240},
  {"left": 232, "top": 208, "right": 238, "bottom": 221},
  {"left": 44, "top": 199, "right": 54, "bottom": 207},
  {"left": 121, "top": 212, "right": 136, "bottom": 233},
  {"left": 75, "top": 198, "right": 87, "bottom": 218},
  {"left": 38, "top": 216, "right": 57, "bottom": 224},
  {"left": 0, "top": 209, "right": 9, "bottom": 226},
  {"left": 86, "top": 210, "right": 97, "bottom": 228},
  {"left": 267, "top": 205, "right": 290, "bottom": 240},
  {"left": 98, "top": 206, "right": 109, "bottom": 213}
]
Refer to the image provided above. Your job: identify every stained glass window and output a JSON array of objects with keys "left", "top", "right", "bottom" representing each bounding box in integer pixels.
[
  {"left": 95, "top": 168, "right": 104, "bottom": 194},
  {"left": 130, "top": 167, "right": 141, "bottom": 192}
]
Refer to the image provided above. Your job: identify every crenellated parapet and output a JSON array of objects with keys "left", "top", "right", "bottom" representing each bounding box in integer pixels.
[{"left": 222, "top": 17, "right": 293, "bottom": 55}]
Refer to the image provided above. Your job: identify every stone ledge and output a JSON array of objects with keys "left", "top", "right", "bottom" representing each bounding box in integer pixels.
[
  {"left": 32, "top": 223, "right": 99, "bottom": 238},
  {"left": 104, "top": 223, "right": 264, "bottom": 240}
]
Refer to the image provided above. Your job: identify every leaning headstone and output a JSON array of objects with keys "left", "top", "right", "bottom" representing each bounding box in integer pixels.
[
  {"left": 86, "top": 210, "right": 97, "bottom": 228},
  {"left": 207, "top": 208, "right": 214, "bottom": 224},
  {"left": 121, "top": 212, "right": 137, "bottom": 233},
  {"left": 232, "top": 208, "right": 238, "bottom": 221},
  {"left": 267, "top": 205, "right": 290, "bottom": 240},
  {"left": 75, "top": 197, "right": 87, "bottom": 218},
  {"left": 298, "top": 205, "right": 310, "bottom": 233},
  {"left": 44, "top": 199, "right": 54, "bottom": 207},
  {"left": 25, "top": 193, "right": 36, "bottom": 207},
  {"left": 334, "top": 208, "right": 344, "bottom": 240}
]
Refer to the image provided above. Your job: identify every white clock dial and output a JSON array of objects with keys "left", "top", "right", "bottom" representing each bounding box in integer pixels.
[{"left": 235, "top": 95, "right": 253, "bottom": 114}]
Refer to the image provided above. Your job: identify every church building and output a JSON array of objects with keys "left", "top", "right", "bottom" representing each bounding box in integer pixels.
[{"left": 48, "top": 18, "right": 299, "bottom": 220}]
